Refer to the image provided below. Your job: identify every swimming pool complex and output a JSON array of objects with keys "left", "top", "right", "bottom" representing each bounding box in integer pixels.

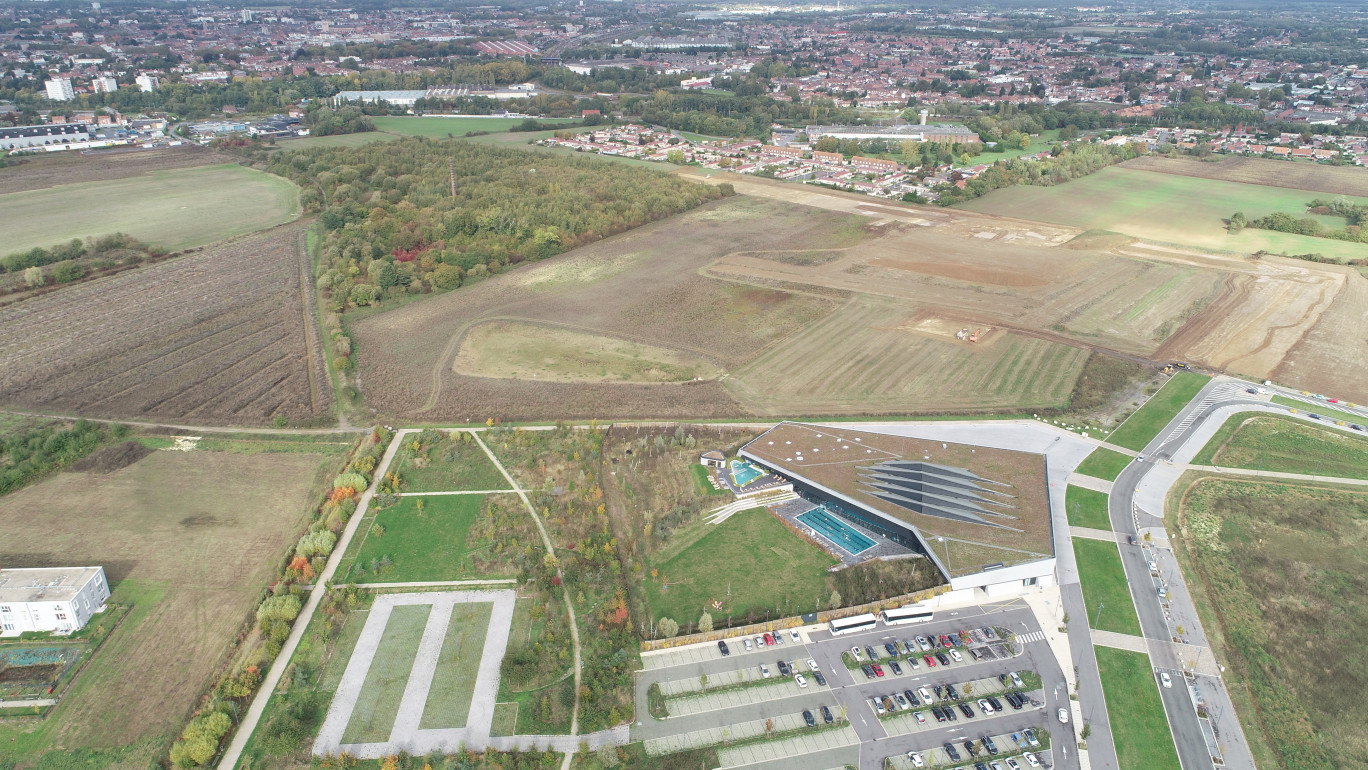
[
  {"left": 797, "top": 507, "right": 877, "bottom": 556},
  {"left": 730, "top": 459, "right": 766, "bottom": 487}
]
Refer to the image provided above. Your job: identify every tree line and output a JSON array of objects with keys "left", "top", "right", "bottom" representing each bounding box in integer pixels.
[
  {"left": 262, "top": 137, "right": 726, "bottom": 313},
  {"left": 935, "top": 141, "right": 1147, "bottom": 206}
]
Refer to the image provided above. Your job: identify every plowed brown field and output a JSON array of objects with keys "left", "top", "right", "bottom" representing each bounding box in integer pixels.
[
  {"left": 0, "top": 145, "right": 236, "bottom": 193},
  {"left": 0, "top": 223, "right": 331, "bottom": 424}
]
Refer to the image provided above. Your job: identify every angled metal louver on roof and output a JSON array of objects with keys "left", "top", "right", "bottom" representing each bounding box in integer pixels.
[{"left": 857, "top": 460, "right": 1018, "bottom": 529}]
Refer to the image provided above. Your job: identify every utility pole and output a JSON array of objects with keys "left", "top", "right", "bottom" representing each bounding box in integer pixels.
[{"left": 449, "top": 156, "right": 457, "bottom": 198}]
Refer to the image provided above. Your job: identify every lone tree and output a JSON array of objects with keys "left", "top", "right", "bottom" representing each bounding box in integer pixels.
[
  {"left": 658, "top": 617, "right": 679, "bottom": 638},
  {"left": 699, "top": 612, "right": 713, "bottom": 633}
]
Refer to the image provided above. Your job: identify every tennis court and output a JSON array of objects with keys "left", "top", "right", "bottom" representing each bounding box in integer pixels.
[
  {"left": 797, "top": 507, "right": 877, "bottom": 556},
  {"left": 730, "top": 459, "right": 766, "bottom": 487}
]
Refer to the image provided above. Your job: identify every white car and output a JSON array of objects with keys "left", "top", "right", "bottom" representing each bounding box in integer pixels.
[
  {"left": 1006, "top": 759, "right": 1021, "bottom": 770},
  {"left": 761, "top": 664, "right": 770, "bottom": 678},
  {"left": 807, "top": 658, "right": 820, "bottom": 672},
  {"left": 908, "top": 752, "right": 925, "bottom": 768},
  {"left": 796, "top": 674, "right": 808, "bottom": 688},
  {"left": 907, "top": 656, "right": 920, "bottom": 669},
  {"left": 1058, "top": 707, "right": 1070, "bottom": 724},
  {"left": 918, "top": 686, "right": 934, "bottom": 704},
  {"left": 1160, "top": 672, "right": 1173, "bottom": 688},
  {"left": 754, "top": 636, "right": 765, "bottom": 648},
  {"left": 914, "top": 711, "right": 926, "bottom": 724},
  {"left": 1010, "top": 671, "right": 1024, "bottom": 688},
  {"left": 978, "top": 698, "right": 994, "bottom": 714},
  {"left": 743, "top": 638, "right": 753, "bottom": 652},
  {"left": 851, "top": 646, "right": 863, "bottom": 660},
  {"left": 873, "top": 697, "right": 886, "bottom": 715},
  {"left": 1023, "top": 752, "right": 1041, "bottom": 767},
  {"left": 790, "top": 629, "right": 801, "bottom": 643},
  {"left": 949, "top": 649, "right": 963, "bottom": 662},
  {"left": 916, "top": 636, "right": 932, "bottom": 651}
]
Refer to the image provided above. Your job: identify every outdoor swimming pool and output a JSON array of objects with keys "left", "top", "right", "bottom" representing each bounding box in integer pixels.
[
  {"left": 797, "top": 507, "right": 877, "bottom": 556},
  {"left": 730, "top": 459, "right": 766, "bottom": 487}
]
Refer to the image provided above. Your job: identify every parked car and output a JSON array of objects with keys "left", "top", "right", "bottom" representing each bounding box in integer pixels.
[
  {"left": 915, "top": 710, "right": 927, "bottom": 725},
  {"left": 861, "top": 664, "right": 874, "bottom": 680},
  {"left": 949, "top": 649, "right": 963, "bottom": 662},
  {"left": 865, "top": 645, "right": 879, "bottom": 660},
  {"left": 908, "top": 752, "right": 925, "bottom": 768},
  {"left": 944, "top": 743, "right": 961, "bottom": 761},
  {"left": 773, "top": 632, "right": 783, "bottom": 646},
  {"left": 851, "top": 646, "right": 863, "bottom": 660},
  {"left": 986, "top": 695, "right": 1003, "bottom": 712},
  {"left": 760, "top": 664, "right": 770, "bottom": 678},
  {"left": 978, "top": 698, "right": 994, "bottom": 715},
  {"left": 889, "top": 660, "right": 903, "bottom": 675},
  {"left": 743, "top": 638, "right": 753, "bottom": 652},
  {"left": 763, "top": 633, "right": 774, "bottom": 646},
  {"left": 1006, "top": 759, "right": 1022, "bottom": 770},
  {"left": 959, "top": 702, "right": 975, "bottom": 718},
  {"left": 932, "top": 706, "right": 946, "bottom": 722},
  {"left": 873, "top": 664, "right": 884, "bottom": 677},
  {"left": 753, "top": 636, "right": 764, "bottom": 649},
  {"left": 935, "top": 652, "right": 950, "bottom": 666},
  {"left": 949, "top": 633, "right": 963, "bottom": 647},
  {"left": 803, "top": 709, "right": 815, "bottom": 727},
  {"left": 905, "top": 655, "right": 920, "bottom": 669},
  {"left": 944, "top": 683, "right": 959, "bottom": 700},
  {"left": 895, "top": 692, "right": 911, "bottom": 709},
  {"left": 777, "top": 660, "right": 790, "bottom": 677},
  {"left": 718, "top": 640, "right": 729, "bottom": 656},
  {"left": 790, "top": 629, "right": 801, "bottom": 643},
  {"left": 924, "top": 655, "right": 937, "bottom": 667},
  {"left": 885, "top": 642, "right": 899, "bottom": 657},
  {"left": 964, "top": 739, "right": 979, "bottom": 757},
  {"left": 944, "top": 703, "right": 958, "bottom": 721},
  {"left": 813, "top": 671, "right": 826, "bottom": 686},
  {"left": 904, "top": 638, "right": 918, "bottom": 653},
  {"left": 1023, "top": 752, "right": 1041, "bottom": 768},
  {"left": 873, "top": 697, "right": 886, "bottom": 715},
  {"left": 939, "top": 634, "right": 953, "bottom": 648},
  {"left": 796, "top": 673, "right": 808, "bottom": 688},
  {"left": 916, "top": 636, "right": 932, "bottom": 651},
  {"left": 982, "top": 626, "right": 997, "bottom": 640},
  {"left": 821, "top": 705, "right": 833, "bottom": 724},
  {"left": 807, "top": 658, "right": 820, "bottom": 672},
  {"left": 983, "top": 735, "right": 998, "bottom": 755},
  {"left": 1010, "top": 671, "right": 1024, "bottom": 688},
  {"left": 919, "top": 686, "right": 934, "bottom": 704},
  {"left": 1024, "top": 728, "right": 1040, "bottom": 748},
  {"left": 882, "top": 696, "right": 897, "bottom": 713}
]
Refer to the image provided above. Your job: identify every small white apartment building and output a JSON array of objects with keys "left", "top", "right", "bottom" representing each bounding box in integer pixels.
[{"left": 0, "top": 566, "right": 110, "bottom": 637}]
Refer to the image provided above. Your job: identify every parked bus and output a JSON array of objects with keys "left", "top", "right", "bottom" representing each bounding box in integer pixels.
[
  {"left": 881, "top": 605, "right": 934, "bottom": 626},
  {"left": 828, "top": 612, "right": 879, "bottom": 636}
]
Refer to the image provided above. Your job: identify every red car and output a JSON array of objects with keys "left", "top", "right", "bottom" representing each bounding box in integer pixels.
[
  {"left": 939, "top": 635, "right": 953, "bottom": 648},
  {"left": 763, "top": 633, "right": 774, "bottom": 646},
  {"left": 924, "top": 655, "right": 937, "bottom": 667},
  {"left": 873, "top": 664, "right": 885, "bottom": 677}
]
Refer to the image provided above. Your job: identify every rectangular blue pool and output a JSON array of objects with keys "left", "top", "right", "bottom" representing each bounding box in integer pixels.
[{"left": 797, "top": 507, "right": 877, "bottom": 556}]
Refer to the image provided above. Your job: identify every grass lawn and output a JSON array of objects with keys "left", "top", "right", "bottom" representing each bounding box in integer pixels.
[
  {"left": 420, "top": 601, "right": 493, "bottom": 729},
  {"left": 273, "top": 131, "right": 401, "bottom": 150},
  {"left": 342, "top": 604, "right": 431, "bottom": 743},
  {"left": 1066, "top": 485, "right": 1113, "bottom": 530},
  {"left": 958, "top": 165, "right": 1368, "bottom": 261},
  {"left": 392, "top": 437, "right": 509, "bottom": 492},
  {"left": 644, "top": 507, "right": 838, "bottom": 623},
  {"left": 1193, "top": 413, "right": 1368, "bottom": 479},
  {"left": 490, "top": 702, "right": 519, "bottom": 736},
  {"left": 1168, "top": 477, "right": 1368, "bottom": 768},
  {"left": 371, "top": 116, "right": 580, "bottom": 138},
  {"left": 1095, "top": 647, "right": 1182, "bottom": 770},
  {"left": 1108, "top": 372, "right": 1208, "bottom": 451},
  {"left": 0, "top": 163, "right": 298, "bottom": 253},
  {"left": 1074, "top": 447, "right": 1132, "bottom": 481},
  {"left": 689, "top": 463, "right": 727, "bottom": 496},
  {"left": 351, "top": 495, "right": 504, "bottom": 583},
  {"left": 955, "top": 129, "right": 1062, "bottom": 168},
  {"left": 1072, "top": 539, "right": 1142, "bottom": 636},
  {"left": 1271, "top": 395, "right": 1368, "bottom": 426}
]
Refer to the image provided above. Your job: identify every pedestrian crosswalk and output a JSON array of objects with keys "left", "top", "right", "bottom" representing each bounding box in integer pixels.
[
  {"left": 1160, "top": 383, "right": 1244, "bottom": 445},
  {"left": 1016, "top": 630, "right": 1045, "bottom": 645}
]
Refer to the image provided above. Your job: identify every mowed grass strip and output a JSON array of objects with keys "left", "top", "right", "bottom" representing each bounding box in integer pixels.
[
  {"left": 645, "top": 507, "right": 837, "bottom": 623},
  {"left": 1066, "top": 485, "right": 1113, "bottom": 530},
  {"left": 1194, "top": 413, "right": 1368, "bottom": 479},
  {"left": 1095, "top": 647, "right": 1182, "bottom": 770},
  {"left": 1271, "top": 395, "right": 1368, "bottom": 427},
  {"left": 420, "top": 601, "right": 494, "bottom": 730},
  {"left": 1109, "top": 372, "right": 1208, "bottom": 451},
  {"left": 1074, "top": 447, "right": 1133, "bottom": 481},
  {"left": 342, "top": 604, "right": 432, "bottom": 743},
  {"left": 1073, "top": 539, "right": 1142, "bottom": 636},
  {"left": 0, "top": 164, "right": 299, "bottom": 253},
  {"left": 352, "top": 495, "right": 502, "bottom": 582},
  {"left": 393, "top": 439, "right": 509, "bottom": 493}
]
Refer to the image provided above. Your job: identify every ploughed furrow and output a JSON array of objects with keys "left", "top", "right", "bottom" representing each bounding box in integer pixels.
[
  {"left": 175, "top": 353, "right": 300, "bottom": 419},
  {"left": 106, "top": 328, "right": 297, "bottom": 417}
]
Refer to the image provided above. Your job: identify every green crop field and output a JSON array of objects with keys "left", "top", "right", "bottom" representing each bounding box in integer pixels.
[
  {"left": 370, "top": 116, "right": 580, "bottom": 138},
  {"left": 0, "top": 163, "right": 299, "bottom": 254},
  {"left": 645, "top": 507, "right": 837, "bottom": 624},
  {"left": 349, "top": 495, "right": 507, "bottom": 582},
  {"left": 1066, "top": 485, "right": 1112, "bottom": 530},
  {"left": 958, "top": 166, "right": 1368, "bottom": 261},
  {"left": 1072, "top": 539, "right": 1142, "bottom": 636},
  {"left": 1169, "top": 477, "right": 1368, "bottom": 768},
  {"left": 275, "top": 131, "right": 400, "bottom": 150},
  {"left": 342, "top": 604, "right": 430, "bottom": 743},
  {"left": 1193, "top": 413, "right": 1368, "bottom": 479},
  {"left": 420, "top": 602, "right": 494, "bottom": 729},
  {"left": 1074, "top": 448, "right": 1132, "bottom": 481},
  {"left": 1108, "top": 372, "right": 1208, "bottom": 451},
  {"left": 1095, "top": 647, "right": 1182, "bottom": 770}
]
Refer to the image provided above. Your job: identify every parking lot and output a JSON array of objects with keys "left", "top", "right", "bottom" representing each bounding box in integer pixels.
[{"left": 635, "top": 603, "right": 1070, "bottom": 770}]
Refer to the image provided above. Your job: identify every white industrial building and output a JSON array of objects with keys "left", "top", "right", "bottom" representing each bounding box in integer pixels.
[
  {"left": 0, "top": 567, "right": 110, "bottom": 636},
  {"left": 45, "top": 78, "right": 75, "bottom": 101},
  {"left": 135, "top": 74, "right": 160, "bottom": 92},
  {"left": 0, "top": 123, "right": 92, "bottom": 151}
]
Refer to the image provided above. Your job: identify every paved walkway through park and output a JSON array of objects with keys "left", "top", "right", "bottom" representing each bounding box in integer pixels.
[
  {"left": 0, "top": 698, "right": 55, "bottom": 708},
  {"left": 1068, "top": 474, "right": 1113, "bottom": 494},
  {"left": 1068, "top": 526, "right": 1122, "bottom": 543},
  {"left": 1089, "top": 628, "right": 1151, "bottom": 654},
  {"left": 314, "top": 589, "right": 517, "bottom": 758}
]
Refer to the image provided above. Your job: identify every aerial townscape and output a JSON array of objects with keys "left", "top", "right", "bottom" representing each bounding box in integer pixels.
[{"left": 2, "top": 1, "right": 1367, "bottom": 770}]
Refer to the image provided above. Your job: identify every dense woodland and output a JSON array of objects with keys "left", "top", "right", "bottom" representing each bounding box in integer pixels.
[{"left": 264, "top": 137, "right": 725, "bottom": 312}]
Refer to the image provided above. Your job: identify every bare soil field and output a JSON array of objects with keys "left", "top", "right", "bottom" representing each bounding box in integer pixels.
[
  {"left": 1121, "top": 154, "right": 1368, "bottom": 198},
  {"left": 0, "top": 222, "right": 331, "bottom": 424},
  {"left": 452, "top": 321, "right": 724, "bottom": 383},
  {"left": 0, "top": 444, "right": 345, "bottom": 767},
  {"left": 0, "top": 145, "right": 237, "bottom": 193},
  {"left": 1268, "top": 266, "right": 1368, "bottom": 403}
]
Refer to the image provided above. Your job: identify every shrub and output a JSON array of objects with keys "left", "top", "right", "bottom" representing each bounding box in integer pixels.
[
  {"left": 169, "top": 710, "right": 232, "bottom": 767},
  {"left": 296, "top": 529, "right": 337, "bottom": 559},
  {"left": 257, "top": 594, "right": 302, "bottom": 625}
]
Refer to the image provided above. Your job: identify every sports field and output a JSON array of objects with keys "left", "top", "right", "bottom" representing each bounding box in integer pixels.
[
  {"left": 644, "top": 507, "right": 838, "bottom": 624},
  {"left": 1108, "top": 372, "right": 1207, "bottom": 451},
  {"left": 0, "top": 442, "right": 344, "bottom": 767},
  {"left": 1065, "top": 485, "right": 1112, "bottom": 530},
  {"left": 371, "top": 115, "right": 580, "bottom": 137},
  {"left": 1074, "top": 447, "right": 1132, "bottom": 481},
  {"left": 349, "top": 495, "right": 504, "bottom": 582},
  {"left": 0, "top": 163, "right": 299, "bottom": 253},
  {"left": 1072, "top": 538, "right": 1142, "bottom": 636},
  {"left": 1193, "top": 413, "right": 1368, "bottom": 479},
  {"left": 1095, "top": 647, "right": 1182, "bottom": 770},
  {"left": 958, "top": 166, "right": 1368, "bottom": 261}
]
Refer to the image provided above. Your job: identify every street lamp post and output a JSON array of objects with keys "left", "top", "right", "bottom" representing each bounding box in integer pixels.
[{"left": 1093, "top": 602, "right": 1105, "bottom": 630}]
